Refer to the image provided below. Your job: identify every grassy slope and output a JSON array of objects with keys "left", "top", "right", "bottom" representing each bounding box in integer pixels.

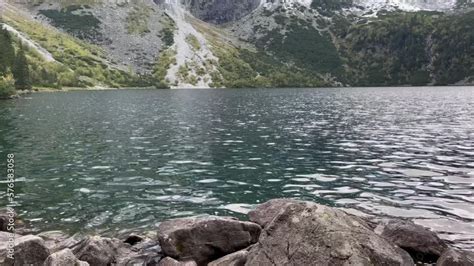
[
  {"left": 192, "top": 16, "right": 331, "bottom": 88},
  {"left": 2, "top": 7, "right": 147, "bottom": 88}
]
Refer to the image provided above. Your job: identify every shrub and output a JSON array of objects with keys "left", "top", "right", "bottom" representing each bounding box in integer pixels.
[{"left": 0, "top": 74, "right": 16, "bottom": 98}]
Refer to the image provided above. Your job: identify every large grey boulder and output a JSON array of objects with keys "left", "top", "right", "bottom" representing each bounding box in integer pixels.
[
  {"left": 375, "top": 219, "right": 448, "bottom": 263},
  {"left": 72, "top": 236, "right": 121, "bottom": 266},
  {"left": 208, "top": 250, "right": 248, "bottom": 266},
  {"left": 246, "top": 199, "right": 414, "bottom": 265},
  {"left": 436, "top": 248, "right": 474, "bottom": 266},
  {"left": 4, "top": 235, "right": 51, "bottom": 266},
  {"left": 43, "top": 248, "right": 89, "bottom": 266},
  {"left": 157, "top": 216, "right": 261, "bottom": 265}
]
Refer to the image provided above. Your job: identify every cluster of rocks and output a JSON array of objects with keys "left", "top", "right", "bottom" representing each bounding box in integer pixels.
[{"left": 1, "top": 199, "right": 473, "bottom": 266}]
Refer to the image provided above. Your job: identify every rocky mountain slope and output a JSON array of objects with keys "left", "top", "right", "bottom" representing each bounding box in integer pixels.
[{"left": 0, "top": 0, "right": 472, "bottom": 89}]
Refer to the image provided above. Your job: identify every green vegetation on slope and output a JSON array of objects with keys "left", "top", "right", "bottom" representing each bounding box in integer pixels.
[
  {"left": 257, "top": 20, "right": 343, "bottom": 78},
  {"left": 0, "top": 27, "right": 31, "bottom": 95},
  {"left": 335, "top": 11, "right": 474, "bottom": 86},
  {"left": 39, "top": 5, "right": 102, "bottom": 41},
  {"left": 3, "top": 11, "right": 149, "bottom": 88},
  {"left": 126, "top": 4, "right": 152, "bottom": 36},
  {"left": 193, "top": 20, "right": 329, "bottom": 88}
]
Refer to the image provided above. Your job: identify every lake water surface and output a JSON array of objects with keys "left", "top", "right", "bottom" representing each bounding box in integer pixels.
[{"left": 0, "top": 87, "right": 473, "bottom": 249}]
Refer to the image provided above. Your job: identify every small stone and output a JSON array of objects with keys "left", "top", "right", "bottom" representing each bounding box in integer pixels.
[
  {"left": 159, "top": 257, "right": 197, "bottom": 266},
  {"left": 72, "top": 236, "right": 120, "bottom": 266},
  {"left": 436, "top": 248, "right": 474, "bottom": 266},
  {"left": 208, "top": 250, "right": 248, "bottom": 266},
  {"left": 43, "top": 248, "right": 90, "bottom": 266},
  {"left": 37, "top": 231, "right": 72, "bottom": 252}
]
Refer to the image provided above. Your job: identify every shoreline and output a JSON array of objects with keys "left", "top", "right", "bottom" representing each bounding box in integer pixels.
[
  {"left": 2, "top": 85, "right": 473, "bottom": 100},
  {"left": 1, "top": 199, "right": 473, "bottom": 265}
]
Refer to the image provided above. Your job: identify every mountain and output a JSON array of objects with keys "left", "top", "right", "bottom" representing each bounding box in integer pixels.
[{"left": 0, "top": 0, "right": 472, "bottom": 89}]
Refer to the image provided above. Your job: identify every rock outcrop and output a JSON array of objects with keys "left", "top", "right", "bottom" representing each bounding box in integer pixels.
[
  {"left": 246, "top": 199, "right": 414, "bottom": 265},
  {"left": 157, "top": 216, "right": 261, "bottom": 265}
]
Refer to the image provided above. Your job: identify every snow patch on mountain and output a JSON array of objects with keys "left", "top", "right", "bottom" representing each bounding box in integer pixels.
[
  {"left": 354, "top": 0, "right": 457, "bottom": 12},
  {"left": 260, "top": 0, "right": 312, "bottom": 9}
]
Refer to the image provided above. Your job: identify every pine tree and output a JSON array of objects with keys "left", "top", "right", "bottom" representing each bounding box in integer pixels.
[
  {"left": 12, "top": 46, "right": 32, "bottom": 90},
  {"left": 0, "top": 26, "right": 16, "bottom": 75}
]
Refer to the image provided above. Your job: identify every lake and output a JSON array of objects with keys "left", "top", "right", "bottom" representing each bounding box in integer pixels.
[{"left": 0, "top": 87, "right": 473, "bottom": 249}]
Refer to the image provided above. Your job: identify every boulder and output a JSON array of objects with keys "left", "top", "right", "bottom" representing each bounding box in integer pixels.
[
  {"left": 159, "top": 257, "right": 197, "bottom": 266},
  {"left": 375, "top": 219, "right": 448, "bottom": 263},
  {"left": 208, "top": 250, "right": 248, "bottom": 266},
  {"left": 436, "top": 248, "right": 474, "bottom": 266},
  {"left": 158, "top": 216, "right": 261, "bottom": 265},
  {"left": 245, "top": 199, "right": 414, "bottom": 265},
  {"left": 4, "top": 235, "right": 50, "bottom": 266},
  {"left": 0, "top": 231, "right": 21, "bottom": 264},
  {"left": 43, "top": 248, "right": 89, "bottom": 266},
  {"left": 72, "top": 236, "right": 120, "bottom": 266}
]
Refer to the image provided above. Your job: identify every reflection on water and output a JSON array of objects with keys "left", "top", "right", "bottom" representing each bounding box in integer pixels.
[{"left": 0, "top": 87, "right": 473, "bottom": 249}]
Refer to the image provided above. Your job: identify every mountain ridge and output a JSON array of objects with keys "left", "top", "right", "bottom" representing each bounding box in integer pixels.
[{"left": 0, "top": 0, "right": 472, "bottom": 90}]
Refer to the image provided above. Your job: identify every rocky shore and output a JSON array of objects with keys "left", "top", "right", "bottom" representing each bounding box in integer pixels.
[{"left": 1, "top": 199, "right": 473, "bottom": 265}]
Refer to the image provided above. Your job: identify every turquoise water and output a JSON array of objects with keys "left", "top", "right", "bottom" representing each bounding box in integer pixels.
[{"left": 0, "top": 87, "right": 473, "bottom": 249}]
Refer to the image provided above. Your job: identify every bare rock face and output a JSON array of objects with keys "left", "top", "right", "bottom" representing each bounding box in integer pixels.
[
  {"left": 72, "top": 236, "right": 121, "bottom": 266},
  {"left": 375, "top": 219, "right": 448, "bottom": 263},
  {"left": 208, "top": 250, "right": 248, "bottom": 266},
  {"left": 159, "top": 257, "right": 198, "bottom": 266},
  {"left": 245, "top": 199, "right": 414, "bottom": 266},
  {"left": 43, "top": 248, "right": 89, "bottom": 266},
  {"left": 157, "top": 216, "right": 261, "bottom": 265},
  {"left": 4, "top": 235, "right": 51, "bottom": 266},
  {"left": 436, "top": 248, "right": 474, "bottom": 266}
]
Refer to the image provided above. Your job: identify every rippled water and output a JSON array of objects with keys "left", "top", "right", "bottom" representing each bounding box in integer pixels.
[{"left": 0, "top": 87, "right": 473, "bottom": 249}]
